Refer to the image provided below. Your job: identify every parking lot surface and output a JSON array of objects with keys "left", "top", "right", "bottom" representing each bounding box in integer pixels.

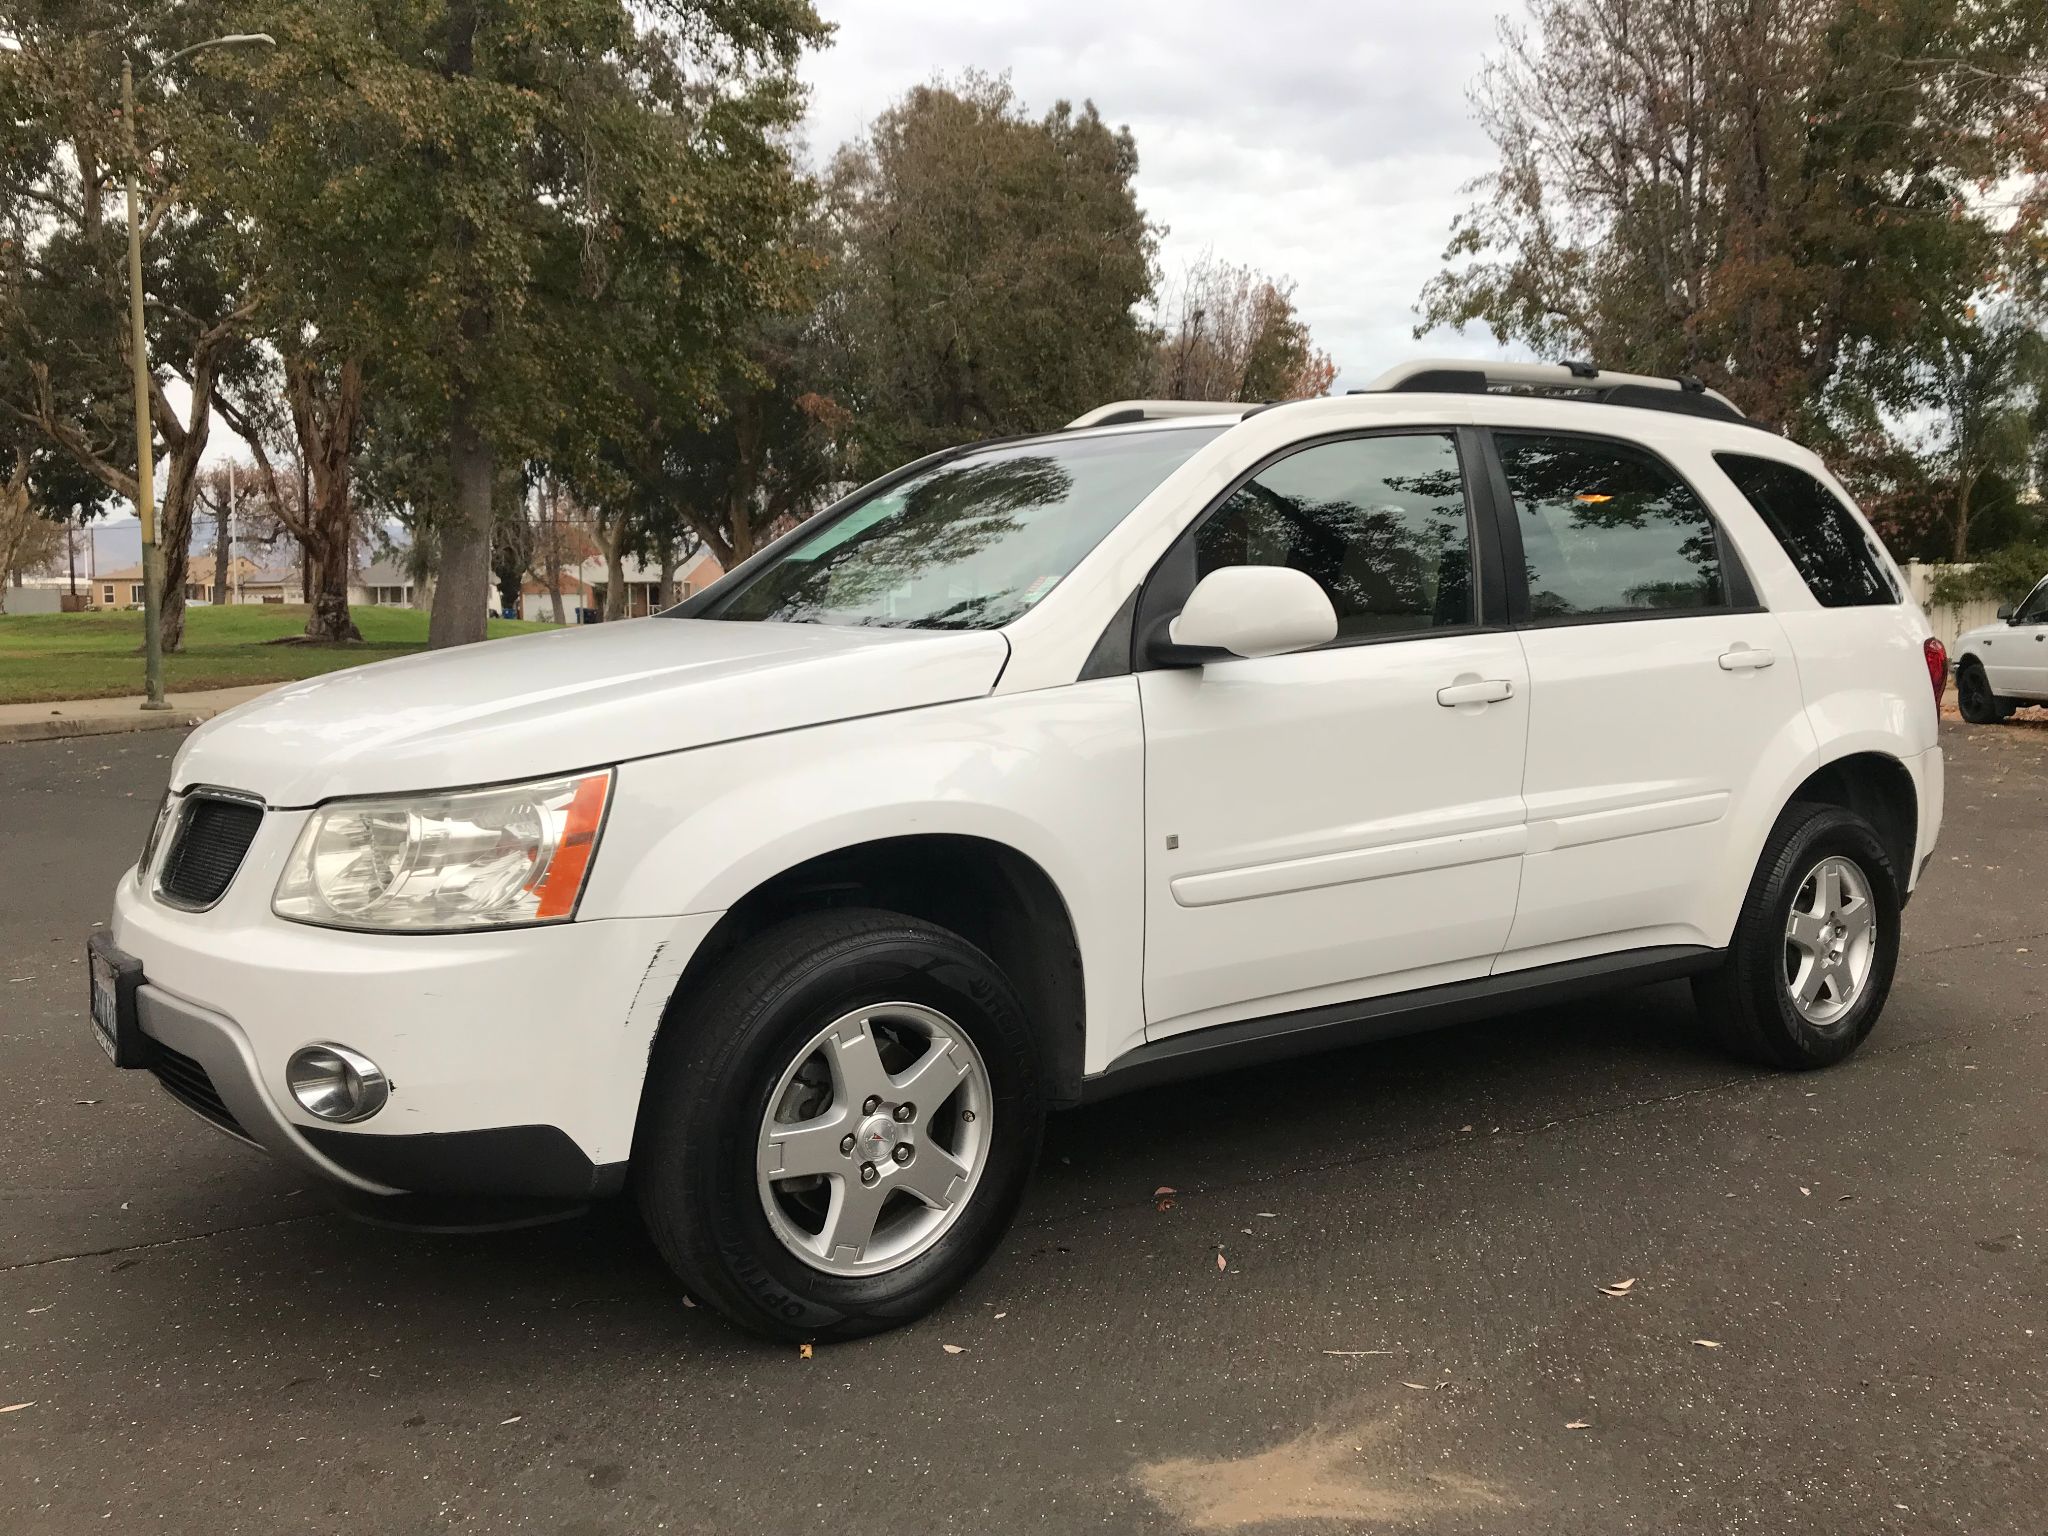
[{"left": 2, "top": 722, "right": 2044, "bottom": 1533}]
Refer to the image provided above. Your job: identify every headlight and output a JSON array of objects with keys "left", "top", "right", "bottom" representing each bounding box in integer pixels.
[{"left": 272, "top": 770, "right": 612, "bottom": 932}]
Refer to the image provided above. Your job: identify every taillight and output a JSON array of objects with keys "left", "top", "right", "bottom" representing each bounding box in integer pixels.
[{"left": 1924, "top": 637, "right": 1948, "bottom": 707}]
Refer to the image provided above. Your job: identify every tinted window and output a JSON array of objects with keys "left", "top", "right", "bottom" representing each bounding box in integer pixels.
[
  {"left": 700, "top": 427, "right": 1222, "bottom": 630},
  {"left": 1496, "top": 434, "right": 1724, "bottom": 617},
  {"left": 1194, "top": 433, "right": 1474, "bottom": 639},
  {"left": 1715, "top": 454, "right": 1899, "bottom": 607}
]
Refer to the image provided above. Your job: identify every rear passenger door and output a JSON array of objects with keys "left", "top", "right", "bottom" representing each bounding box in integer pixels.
[{"left": 1484, "top": 430, "right": 1810, "bottom": 969}]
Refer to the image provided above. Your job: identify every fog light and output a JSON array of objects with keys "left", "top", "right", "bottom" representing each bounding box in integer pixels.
[{"left": 286, "top": 1044, "right": 389, "bottom": 1123}]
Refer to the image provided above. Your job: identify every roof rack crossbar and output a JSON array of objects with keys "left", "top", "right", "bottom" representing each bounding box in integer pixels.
[{"left": 1364, "top": 359, "right": 1745, "bottom": 419}]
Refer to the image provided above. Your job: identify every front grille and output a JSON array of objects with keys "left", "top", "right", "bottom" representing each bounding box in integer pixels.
[
  {"left": 158, "top": 794, "right": 263, "bottom": 909},
  {"left": 148, "top": 1040, "right": 250, "bottom": 1141}
]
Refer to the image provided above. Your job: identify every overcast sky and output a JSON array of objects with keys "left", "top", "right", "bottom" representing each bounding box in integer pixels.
[
  {"left": 102, "top": 2, "right": 1515, "bottom": 549},
  {"left": 802, "top": 0, "right": 1516, "bottom": 393}
]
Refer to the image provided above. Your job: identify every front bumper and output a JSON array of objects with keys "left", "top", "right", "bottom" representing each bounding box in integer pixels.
[{"left": 110, "top": 858, "right": 716, "bottom": 1199}]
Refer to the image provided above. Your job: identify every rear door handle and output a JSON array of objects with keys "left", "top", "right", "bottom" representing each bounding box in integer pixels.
[
  {"left": 1718, "top": 647, "right": 1776, "bottom": 671},
  {"left": 1436, "top": 678, "right": 1515, "bottom": 707}
]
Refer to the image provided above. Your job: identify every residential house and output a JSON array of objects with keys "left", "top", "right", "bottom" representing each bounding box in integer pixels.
[
  {"left": 517, "top": 545, "right": 726, "bottom": 622},
  {"left": 92, "top": 555, "right": 296, "bottom": 608},
  {"left": 350, "top": 558, "right": 421, "bottom": 609}
]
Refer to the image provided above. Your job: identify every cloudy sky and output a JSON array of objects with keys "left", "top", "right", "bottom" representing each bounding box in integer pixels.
[{"left": 802, "top": 0, "right": 1517, "bottom": 392}]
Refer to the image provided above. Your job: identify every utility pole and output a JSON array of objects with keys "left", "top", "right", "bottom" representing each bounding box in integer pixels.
[{"left": 120, "top": 32, "right": 275, "bottom": 708}]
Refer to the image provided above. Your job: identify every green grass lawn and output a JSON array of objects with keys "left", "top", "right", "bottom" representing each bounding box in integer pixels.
[{"left": 0, "top": 604, "right": 555, "bottom": 705}]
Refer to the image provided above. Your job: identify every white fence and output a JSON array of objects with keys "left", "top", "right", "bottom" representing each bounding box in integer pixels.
[{"left": 1898, "top": 560, "right": 2002, "bottom": 649}]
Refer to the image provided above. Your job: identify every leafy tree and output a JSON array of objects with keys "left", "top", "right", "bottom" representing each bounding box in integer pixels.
[
  {"left": 1919, "top": 310, "right": 2048, "bottom": 560},
  {"left": 825, "top": 74, "right": 1158, "bottom": 471},
  {"left": 0, "top": 2, "right": 266, "bottom": 650},
  {"left": 229, "top": 0, "right": 829, "bottom": 648},
  {"left": 1152, "top": 254, "right": 1336, "bottom": 402},
  {"left": 1417, "top": 0, "right": 2048, "bottom": 436},
  {"left": 1930, "top": 541, "right": 2048, "bottom": 606}
]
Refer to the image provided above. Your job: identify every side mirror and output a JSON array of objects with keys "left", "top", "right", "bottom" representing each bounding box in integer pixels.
[
  {"left": 1998, "top": 604, "right": 2016, "bottom": 621},
  {"left": 1158, "top": 566, "right": 1338, "bottom": 661}
]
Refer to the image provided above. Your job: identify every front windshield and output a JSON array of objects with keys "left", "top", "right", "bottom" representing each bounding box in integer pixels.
[{"left": 698, "top": 426, "right": 1223, "bottom": 630}]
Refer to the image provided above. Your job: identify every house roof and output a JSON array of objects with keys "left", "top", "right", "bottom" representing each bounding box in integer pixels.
[
  {"left": 96, "top": 554, "right": 290, "bottom": 585},
  {"left": 356, "top": 559, "right": 417, "bottom": 587}
]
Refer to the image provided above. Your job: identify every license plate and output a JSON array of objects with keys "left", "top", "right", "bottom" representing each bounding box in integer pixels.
[{"left": 86, "top": 933, "right": 147, "bottom": 1067}]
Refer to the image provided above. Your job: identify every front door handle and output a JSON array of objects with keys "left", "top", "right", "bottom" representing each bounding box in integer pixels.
[
  {"left": 1436, "top": 678, "right": 1515, "bottom": 707},
  {"left": 1718, "top": 647, "right": 1776, "bottom": 671}
]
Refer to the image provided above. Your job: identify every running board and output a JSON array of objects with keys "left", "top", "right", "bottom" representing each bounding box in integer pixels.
[{"left": 1080, "top": 945, "right": 1723, "bottom": 1102}]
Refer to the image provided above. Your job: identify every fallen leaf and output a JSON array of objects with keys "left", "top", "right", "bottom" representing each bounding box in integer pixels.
[
  {"left": 1597, "top": 1278, "right": 1638, "bottom": 1297},
  {"left": 798, "top": 1343, "right": 813, "bottom": 1360},
  {"left": 1153, "top": 1186, "right": 1177, "bottom": 1198},
  {"left": 1255, "top": 1212, "right": 1278, "bottom": 1219},
  {"left": 1800, "top": 1187, "right": 1811, "bottom": 1197},
  {"left": 1459, "top": 1124, "right": 1474, "bottom": 1132},
  {"left": 26, "top": 1306, "right": 51, "bottom": 1315},
  {"left": 680, "top": 1296, "right": 696, "bottom": 1308},
  {"left": 1157, "top": 1196, "right": 1176, "bottom": 1212},
  {"left": 1216, "top": 1252, "right": 1228, "bottom": 1272},
  {"left": 1691, "top": 1339, "right": 1723, "bottom": 1349},
  {"left": 1835, "top": 1194, "right": 1855, "bottom": 1203},
  {"left": 993, "top": 1312, "right": 1007, "bottom": 1320},
  {"left": 0, "top": 1402, "right": 34, "bottom": 1414},
  {"left": 72, "top": 1099, "right": 100, "bottom": 1106},
  {"left": 1321, "top": 1349, "right": 1395, "bottom": 1357},
  {"left": 500, "top": 1415, "right": 522, "bottom": 1425},
  {"left": 941, "top": 1344, "right": 965, "bottom": 1355},
  {"left": 1565, "top": 1419, "right": 1591, "bottom": 1430},
  {"left": 1401, "top": 1382, "right": 1429, "bottom": 1390},
  {"left": 1241, "top": 1227, "right": 1253, "bottom": 1235}
]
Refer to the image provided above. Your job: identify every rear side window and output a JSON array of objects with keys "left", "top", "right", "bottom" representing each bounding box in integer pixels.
[
  {"left": 1494, "top": 433, "right": 1725, "bottom": 618},
  {"left": 1715, "top": 454, "right": 1899, "bottom": 607}
]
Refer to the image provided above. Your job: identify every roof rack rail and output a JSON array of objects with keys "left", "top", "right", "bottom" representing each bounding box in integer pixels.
[
  {"left": 1065, "top": 399, "right": 1250, "bottom": 429},
  {"left": 1362, "top": 359, "right": 1748, "bottom": 425}
]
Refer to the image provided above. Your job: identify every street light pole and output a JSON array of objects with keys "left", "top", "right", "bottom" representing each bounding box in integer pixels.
[{"left": 119, "top": 33, "right": 274, "bottom": 711}]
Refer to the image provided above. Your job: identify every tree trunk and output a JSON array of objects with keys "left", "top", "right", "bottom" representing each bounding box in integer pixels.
[
  {"left": 1951, "top": 472, "right": 1976, "bottom": 564},
  {"left": 211, "top": 481, "right": 231, "bottom": 606},
  {"left": 430, "top": 391, "right": 495, "bottom": 647},
  {"left": 602, "top": 515, "right": 629, "bottom": 620},
  {"left": 304, "top": 535, "right": 360, "bottom": 643},
  {"left": 156, "top": 434, "right": 208, "bottom": 654},
  {"left": 657, "top": 534, "right": 680, "bottom": 609}
]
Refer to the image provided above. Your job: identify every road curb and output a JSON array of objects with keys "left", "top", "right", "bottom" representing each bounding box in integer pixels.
[{"left": 0, "top": 708, "right": 214, "bottom": 745}]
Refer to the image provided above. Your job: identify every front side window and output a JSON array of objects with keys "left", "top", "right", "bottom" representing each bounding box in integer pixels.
[
  {"left": 1496, "top": 433, "right": 1724, "bottom": 618},
  {"left": 1193, "top": 432, "right": 1475, "bottom": 639},
  {"left": 1715, "top": 453, "right": 1898, "bottom": 607},
  {"left": 699, "top": 427, "right": 1223, "bottom": 630}
]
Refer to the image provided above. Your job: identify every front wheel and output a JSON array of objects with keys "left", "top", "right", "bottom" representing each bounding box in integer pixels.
[
  {"left": 1955, "top": 660, "right": 2013, "bottom": 724},
  {"left": 634, "top": 908, "right": 1044, "bottom": 1342},
  {"left": 1693, "top": 803, "right": 1901, "bottom": 1070}
]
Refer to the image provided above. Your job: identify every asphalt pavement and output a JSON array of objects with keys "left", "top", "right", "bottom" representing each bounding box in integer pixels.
[{"left": 1, "top": 723, "right": 2043, "bottom": 1534}]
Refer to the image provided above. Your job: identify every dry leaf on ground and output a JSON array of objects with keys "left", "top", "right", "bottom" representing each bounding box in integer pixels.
[
  {"left": 942, "top": 1344, "right": 966, "bottom": 1355},
  {"left": 1597, "top": 1278, "right": 1638, "bottom": 1297},
  {"left": 798, "top": 1343, "right": 814, "bottom": 1360},
  {"left": 1565, "top": 1420, "right": 1591, "bottom": 1430},
  {"left": 1691, "top": 1339, "right": 1723, "bottom": 1349}
]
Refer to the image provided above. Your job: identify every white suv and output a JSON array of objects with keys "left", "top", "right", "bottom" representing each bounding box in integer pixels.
[
  {"left": 1954, "top": 574, "right": 2048, "bottom": 722},
  {"left": 92, "top": 360, "right": 1945, "bottom": 1340}
]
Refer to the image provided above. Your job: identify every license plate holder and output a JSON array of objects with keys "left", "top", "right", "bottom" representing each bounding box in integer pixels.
[{"left": 87, "top": 931, "right": 149, "bottom": 1068}]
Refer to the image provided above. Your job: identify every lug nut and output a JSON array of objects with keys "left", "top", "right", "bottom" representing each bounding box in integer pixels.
[
  {"left": 862, "top": 1095, "right": 881, "bottom": 1115},
  {"left": 860, "top": 1162, "right": 878, "bottom": 1184},
  {"left": 893, "top": 1144, "right": 913, "bottom": 1164},
  {"left": 893, "top": 1102, "right": 915, "bottom": 1123},
  {"left": 961, "top": 1110, "right": 976, "bottom": 1123},
  {"left": 840, "top": 1134, "right": 856, "bottom": 1156}
]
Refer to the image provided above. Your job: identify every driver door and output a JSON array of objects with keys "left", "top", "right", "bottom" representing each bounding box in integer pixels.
[{"left": 1138, "top": 429, "right": 1530, "bottom": 1039}]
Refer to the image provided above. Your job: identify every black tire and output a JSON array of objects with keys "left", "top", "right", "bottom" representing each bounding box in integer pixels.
[
  {"left": 633, "top": 908, "right": 1044, "bottom": 1342},
  {"left": 1692, "top": 802, "right": 1901, "bottom": 1070},
  {"left": 1955, "top": 659, "right": 2013, "bottom": 724}
]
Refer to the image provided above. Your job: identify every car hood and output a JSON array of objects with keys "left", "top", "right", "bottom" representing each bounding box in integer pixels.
[{"left": 171, "top": 618, "right": 1011, "bottom": 805}]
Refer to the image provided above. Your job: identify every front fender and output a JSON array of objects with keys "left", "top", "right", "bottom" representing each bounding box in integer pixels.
[{"left": 581, "top": 681, "right": 1150, "bottom": 1072}]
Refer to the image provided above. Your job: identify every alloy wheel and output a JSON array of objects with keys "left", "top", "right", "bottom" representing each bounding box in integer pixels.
[
  {"left": 755, "top": 1003, "right": 992, "bottom": 1276},
  {"left": 1782, "top": 855, "right": 1877, "bottom": 1029}
]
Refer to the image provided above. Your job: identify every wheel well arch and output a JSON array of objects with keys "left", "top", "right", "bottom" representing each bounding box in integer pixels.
[
  {"left": 649, "top": 834, "right": 1089, "bottom": 1105},
  {"left": 1785, "top": 751, "right": 1918, "bottom": 884}
]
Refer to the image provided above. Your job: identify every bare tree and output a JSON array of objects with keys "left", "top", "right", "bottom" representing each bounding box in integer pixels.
[{"left": 1150, "top": 254, "right": 1336, "bottom": 402}]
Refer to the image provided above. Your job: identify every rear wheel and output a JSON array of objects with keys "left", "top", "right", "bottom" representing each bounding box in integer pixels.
[
  {"left": 1955, "top": 660, "right": 2013, "bottom": 724},
  {"left": 1693, "top": 802, "right": 1900, "bottom": 1070},
  {"left": 634, "top": 908, "right": 1044, "bottom": 1342}
]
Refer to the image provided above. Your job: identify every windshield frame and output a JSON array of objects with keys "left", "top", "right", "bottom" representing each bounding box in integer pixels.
[{"left": 663, "top": 424, "right": 1228, "bottom": 633}]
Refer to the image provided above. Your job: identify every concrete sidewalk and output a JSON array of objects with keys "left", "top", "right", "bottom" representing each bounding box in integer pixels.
[{"left": 0, "top": 681, "right": 281, "bottom": 745}]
